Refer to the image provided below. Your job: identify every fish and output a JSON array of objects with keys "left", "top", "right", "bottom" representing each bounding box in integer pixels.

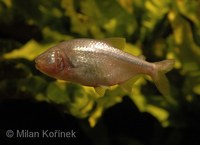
[{"left": 35, "top": 38, "right": 175, "bottom": 96}]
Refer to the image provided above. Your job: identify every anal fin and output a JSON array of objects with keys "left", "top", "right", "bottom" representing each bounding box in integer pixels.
[{"left": 120, "top": 75, "right": 142, "bottom": 93}]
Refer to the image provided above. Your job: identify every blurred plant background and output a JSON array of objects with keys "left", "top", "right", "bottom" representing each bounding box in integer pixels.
[{"left": 1, "top": 0, "right": 200, "bottom": 145}]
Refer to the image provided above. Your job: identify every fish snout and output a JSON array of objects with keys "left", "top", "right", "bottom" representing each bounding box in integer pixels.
[
  {"left": 35, "top": 56, "right": 42, "bottom": 70},
  {"left": 34, "top": 50, "right": 62, "bottom": 76},
  {"left": 35, "top": 53, "right": 47, "bottom": 69}
]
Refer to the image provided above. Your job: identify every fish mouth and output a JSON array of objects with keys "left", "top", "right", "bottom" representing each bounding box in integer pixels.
[
  {"left": 34, "top": 60, "right": 48, "bottom": 75},
  {"left": 35, "top": 63, "right": 40, "bottom": 70},
  {"left": 35, "top": 58, "right": 41, "bottom": 70}
]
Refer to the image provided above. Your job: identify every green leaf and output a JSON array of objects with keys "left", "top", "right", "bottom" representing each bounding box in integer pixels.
[
  {"left": 47, "top": 82, "right": 70, "bottom": 104},
  {"left": 3, "top": 40, "right": 52, "bottom": 60}
]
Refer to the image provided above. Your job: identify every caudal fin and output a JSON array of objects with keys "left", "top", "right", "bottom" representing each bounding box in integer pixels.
[{"left": 151, "top": 59, "right": 175, "bottom": 96}]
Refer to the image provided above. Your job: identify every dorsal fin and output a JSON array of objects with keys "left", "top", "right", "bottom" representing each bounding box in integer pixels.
[
  {"left": 137, "top": 55, "right": 146, "bottom": 60},
  {"left": 102, "top": 38, "right": 126, "bottom": 50}
]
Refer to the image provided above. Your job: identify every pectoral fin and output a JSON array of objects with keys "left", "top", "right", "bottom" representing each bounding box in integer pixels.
[
  {"left": 94, "top": 86, "right": 108, "bottom": 96},
  {"left": 102, "top": 38, "right": 126, "bottom": 50}
]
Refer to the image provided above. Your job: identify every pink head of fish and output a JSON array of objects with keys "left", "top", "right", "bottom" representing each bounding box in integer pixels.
[{"left": 35, "top": 46, "right": 70, "bottom": 79}]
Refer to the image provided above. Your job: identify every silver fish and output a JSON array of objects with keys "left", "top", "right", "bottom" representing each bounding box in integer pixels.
[{"left": 35, "top": 38, "right": 175, "bottom": 96}]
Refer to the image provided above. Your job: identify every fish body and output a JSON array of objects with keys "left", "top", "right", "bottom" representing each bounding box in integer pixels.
[{"left": 35, "top": 38, "right": 175, "bottom": 96}]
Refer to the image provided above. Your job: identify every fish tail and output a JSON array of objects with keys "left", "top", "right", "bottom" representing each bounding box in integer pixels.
[{"left": 151, "top": 59, "right": 175, "bottom": 96}]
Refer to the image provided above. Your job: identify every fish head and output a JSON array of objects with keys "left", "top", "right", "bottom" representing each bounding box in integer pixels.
[{"left": 35, "top": 48, "right": 66, "bottom": 78}]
